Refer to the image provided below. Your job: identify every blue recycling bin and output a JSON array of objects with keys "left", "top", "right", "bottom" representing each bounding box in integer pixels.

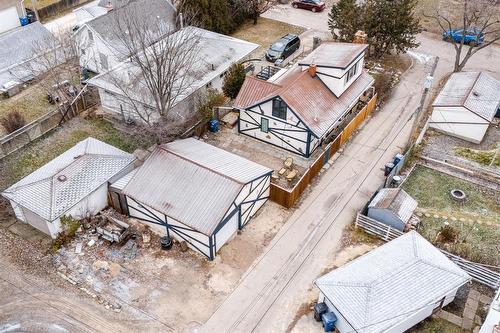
[
  {"left": 393, "top": 153, "right": 404, "bottom": 166},
  {"left": 322, "top": 312, "right": 337, "bottom": 332},
  {"left": 208, "top": 119, "right": 219, "bottom": 133},
  {"left": 20, "top": 16, "right": 29, "bottom": 26}
]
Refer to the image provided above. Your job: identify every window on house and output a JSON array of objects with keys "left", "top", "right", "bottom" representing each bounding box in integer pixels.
[
  {"left": 272, "top": 98, "right": 287, "bottom": 120},
  {"left": 99, "top": 52, "right": 108, "bottom": 70},
  {"left": 261, "top": 118, "right": 269, "bottom": 133},
  {"left": 345, "top": 61, "right": 358, "bottom": 85}
]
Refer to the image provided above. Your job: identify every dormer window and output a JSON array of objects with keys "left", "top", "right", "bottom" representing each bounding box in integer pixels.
[
  {"left": 345, "top": 61, "right": 358, "bottom": 85},
  {"left": 272, "top": 98, "right": 287, "bottom": 120}
]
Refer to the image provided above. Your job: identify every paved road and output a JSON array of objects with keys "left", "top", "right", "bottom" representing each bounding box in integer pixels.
[{"left": 202, "top": 5, "right": 500, "bottom": 333}]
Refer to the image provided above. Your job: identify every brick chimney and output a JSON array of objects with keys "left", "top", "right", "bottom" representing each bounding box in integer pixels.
[{"left": 308, "top": 64, "right": 317, "bottom": 77}]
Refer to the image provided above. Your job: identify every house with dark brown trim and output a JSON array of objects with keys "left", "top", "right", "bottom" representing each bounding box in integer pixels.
[{"left": 234, "top": 42, "right": 375, "bottom": 158}]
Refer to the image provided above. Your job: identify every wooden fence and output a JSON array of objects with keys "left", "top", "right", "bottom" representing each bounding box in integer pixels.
[
  {"left": 355, "top": 213, "right": 500, "bottom": 289},
  {"left": 269, "top": 94, "right": 377, "bottom": 208},
  {"left": 0, "top": 87, "right": 97, "bottom": 159}
]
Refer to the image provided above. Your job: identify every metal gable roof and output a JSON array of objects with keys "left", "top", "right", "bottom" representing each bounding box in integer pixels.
[
  {"left": 235, "top": 67, "right": 374, "bottom": 138},
  {"left": 315, "top": 231, "right": 470, "bottom": 333},
  {"left": 433, "top": 71, "right": 500, "bottom": 121},
  {"left": 2, "top": 138, "right": 135, "bottom": 221},
  {"left": 369, "top": 188, "right": 417, "bottom": 223},
  {"left": 122, "top": 138, "right": 271, "bottom": 235}
]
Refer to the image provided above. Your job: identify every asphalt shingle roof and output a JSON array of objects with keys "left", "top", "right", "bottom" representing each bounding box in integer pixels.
[
  {"left": 315, "top": 231, "right": 470, "bottom": 333},
  {"left": 2, "top": 138, "right": 135, "bottom": 221}
]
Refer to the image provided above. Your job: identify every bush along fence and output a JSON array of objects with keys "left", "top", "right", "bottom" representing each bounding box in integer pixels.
[
  {"left": 0, "top": 86, "right": 98, "bottom": 159},
  {"left": 270, "top": 94, "right": 377, "bottom": 208},
  {"left": 355, "top": 213, "right": 500, "bottom": 289}
]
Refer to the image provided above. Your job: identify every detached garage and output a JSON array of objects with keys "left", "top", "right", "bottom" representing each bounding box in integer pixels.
[
  {"left": 315, "top": 231, "right": 470, "bottom": 333},
  {"left": 121, "top": 138, "right": 272, "bottom": 260},
  {"left": 1, "top": 138, "right": 135, "bottom": 238},
  {"left": 430, "top": 71, "right": 500, "bottom": 144}
]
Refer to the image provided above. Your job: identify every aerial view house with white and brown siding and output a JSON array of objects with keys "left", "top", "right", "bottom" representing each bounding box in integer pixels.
[
  {"left": 234, "top": 42, "right": 374, "bottom": 158},
  {"left": 118, "top": 138, "right": 272, "bottom": 260}
]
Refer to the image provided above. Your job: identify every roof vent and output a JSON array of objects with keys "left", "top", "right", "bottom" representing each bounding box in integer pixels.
[
  {"left": 472, "top": 91, "right": 480, "bottom": 97},
  {"left": 57, "top": 175, "right": 67, "bottom": 182}
]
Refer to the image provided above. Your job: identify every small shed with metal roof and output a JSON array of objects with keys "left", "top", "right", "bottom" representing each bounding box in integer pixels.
[
  {"left": 367, "top": 188, "right": 417, "bottom": 231},
  {"left": 1, "top": 138, "right": 135, "bottom": 238},
  {"left": 315, "top": 231, "right": 470, "bottom": 333},
  {"left": 119, "top": 138, "right": 272, "bottom": 260},
  {"left": 430, "top": 71, "right": 500, "bottom": 144}
]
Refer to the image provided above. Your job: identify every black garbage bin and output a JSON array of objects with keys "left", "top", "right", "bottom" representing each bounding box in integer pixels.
[
  {"left": 160, "top": 236, "right": 173, "bottom": 250},
  {"left": 313, "top": 302, "right": 328, "bottom": 322}
]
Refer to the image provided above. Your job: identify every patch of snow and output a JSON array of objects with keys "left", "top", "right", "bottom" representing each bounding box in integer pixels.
[
  {"left": 0, "top": 323, "right": 21, "bottom": 333},
  {"left": 407, "top": 50, "right": 433, "bottom": 64}
]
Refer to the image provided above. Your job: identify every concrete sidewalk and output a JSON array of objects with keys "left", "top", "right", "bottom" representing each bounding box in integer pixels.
[{"left": 201, "top": 49, "right": 432, "bottom": 332}]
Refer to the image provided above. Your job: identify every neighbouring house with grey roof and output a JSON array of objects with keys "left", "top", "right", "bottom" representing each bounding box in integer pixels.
[
  {"left": 367, "top": 188, "right": 418, "bottom": 232},
  {"left": 1, "top": 138, "right": 135, "bottom": 238},
  {"left": 117, "top": 138, "right": 272, "bottom": 260},
  {"left": 87, "top": 26, "right": 258, "bottom": 124},
  {"left": 0, "top": 21, "right": 59, "bottom": 90},
  {"left": 73, "top": 0, "right": 177, "bottom": 73},
  {"left": 430, "top": 71, "right": 500, "bottom": 144},
  {"left": 315, "top": 231, "right": 471, "bottom": 333}
]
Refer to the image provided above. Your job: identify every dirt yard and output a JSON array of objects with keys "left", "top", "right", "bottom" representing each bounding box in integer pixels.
[
  {"left": 46, "top": 200, "right": 292, "bottom": 332},
  {"left": 204, "top": 125, "right": 324, "bottom": 188}
]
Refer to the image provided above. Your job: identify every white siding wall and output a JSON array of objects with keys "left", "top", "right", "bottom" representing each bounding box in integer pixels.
[
  {"left": 126, "top": 197, "right": 212, "bottom": 258},
  {"left": 319, "top": 287, "right": 461, "bottom": 333},
  {"left": 75, "top": 26, "right": 121, "bottom": 73},
  {"left": 9, "top": 200, "right": 26, "bottom": 222},
  {"left": 318, "top": 292, "right": 355, "bottom": 333},
  {"left": 308, "top": 54, "right": 365, "bottom": 97},
  {"left": 430, "top": 106, "right": 489, "bottom": 143},
  {"left": 214, "top": 209, "right": 238, "bottom": 252},
  {"left": 240, "top": 100, "right": 310, "bottom": 156},
  {"left": 0, "top": 6, "right": 20, "bottom": 34}
]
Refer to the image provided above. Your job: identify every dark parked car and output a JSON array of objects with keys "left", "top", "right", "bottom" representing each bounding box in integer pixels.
[
  {"left": 265, "top": 34, "right": 301, "bottom": 62},
  {"left": 442, "top": 28, "right": 484, "bottom": 46},
  {"left": 292, "top": 0, "right": 326, "bottom": 12}
]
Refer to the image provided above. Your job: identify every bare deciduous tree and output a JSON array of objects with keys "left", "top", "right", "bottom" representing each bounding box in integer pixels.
[
  {"left": 99, "top": 10, "right": 202, "bottom": 127},
  {"left": 246, "top": 0, "right": 278, "bottom": 24},
  {"left": 425, "top": 0, "right": 500, "bottom": 72},
  {"left": 19, "top": 28, "right": 84, "bottom": 114}
]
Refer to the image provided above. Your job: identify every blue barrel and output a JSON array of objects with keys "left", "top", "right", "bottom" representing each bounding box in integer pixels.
[
  {"left": 20, "top": 16, "right": 29, "bottom": 26},
  {"left": 208, "top": 119, "right": 219, "bottom": 133},
  {"left": 322, "top": 312, "right": 337, "bottom": 332}
]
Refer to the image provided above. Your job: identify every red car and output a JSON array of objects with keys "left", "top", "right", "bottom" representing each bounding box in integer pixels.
[{"left": 292, "top": 0, "right": 326, "bottom": 12}]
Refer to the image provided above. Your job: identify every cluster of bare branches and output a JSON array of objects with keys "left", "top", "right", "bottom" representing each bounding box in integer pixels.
[
  {"left": 18, "top": 28, "right": 84, "bottom": 112},
  {"left": 425, "top": 0, "right": 500, "bottom": 71},
  {"left": 102, "top": 10, "right": 202, "bottom": 126}
]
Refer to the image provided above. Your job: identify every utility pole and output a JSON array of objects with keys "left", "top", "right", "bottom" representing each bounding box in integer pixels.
[{"left": 407, "top": 56, "right": 439, "bottom": 148}]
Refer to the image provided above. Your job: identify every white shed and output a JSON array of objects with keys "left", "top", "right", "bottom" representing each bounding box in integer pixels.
[
  {"left": 315, "top": 231, "right": 471, "bottom": 333},
  {"left": 1, "top": 138, "right": 135, "bottom": 238},
  {"left": 367, "top": 188, "right": 417, "bottom": 231},
  {"left": 120, "top": 138, "right": 272, "bottom": 260},
  {"left": 430, "top": 71, "right": 500, "bottom": 144}
]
